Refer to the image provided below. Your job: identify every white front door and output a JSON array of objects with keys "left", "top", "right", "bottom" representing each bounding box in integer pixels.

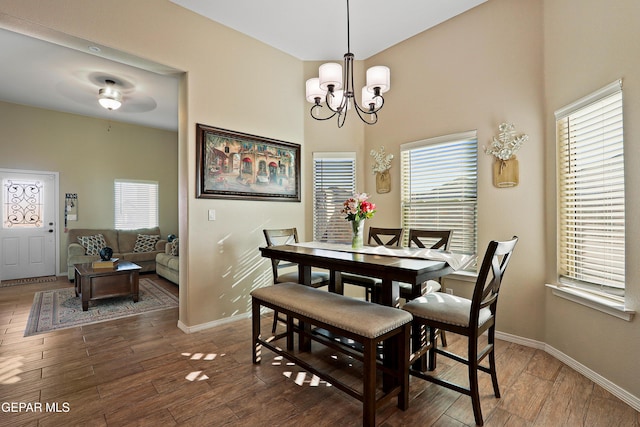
[{"left": 0, "top": 170, "right": 57, "bottom": 281}]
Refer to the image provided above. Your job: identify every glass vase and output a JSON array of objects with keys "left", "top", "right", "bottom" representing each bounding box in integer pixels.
[{"left": 351, "top": 219, "right": 365, "bottom": 249}]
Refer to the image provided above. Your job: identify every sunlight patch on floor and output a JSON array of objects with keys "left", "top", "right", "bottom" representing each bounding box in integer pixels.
[
  {"left": 0, "top": 356, "right": 24, "bottom": 384},
  {"left": 181, "top": 352, "right": 225, "bottom": 381},
  {"left": 282, "top": 371, "right": 332, "bottom": 387}
]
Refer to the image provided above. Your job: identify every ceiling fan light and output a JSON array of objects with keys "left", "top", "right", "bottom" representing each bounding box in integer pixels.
[
  {"left": 98, "top": 80, "right": 122, "bottom": 110},
  {"left": 98, "top": 96, "right": 122, "bottom": 111}
]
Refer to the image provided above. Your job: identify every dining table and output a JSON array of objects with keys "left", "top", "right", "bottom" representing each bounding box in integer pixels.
[
  {"left": 260, "top": 241, "right": 473, "bottom": 306},
  {"left": 259, "top": 241, "right": 475, "bottom": 373}
]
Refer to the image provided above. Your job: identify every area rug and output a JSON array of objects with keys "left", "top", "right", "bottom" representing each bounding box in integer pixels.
[
  {"left": 1, "top": 275, "right": 57, "bottom": 288},
  {"left": 24, "top": 278, "right": 178, "bottom": 337}
]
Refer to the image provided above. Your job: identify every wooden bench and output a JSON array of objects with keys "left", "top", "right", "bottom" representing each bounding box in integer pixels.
[{"left": 251, "top": 282, "right": 412, "bottom": 427}]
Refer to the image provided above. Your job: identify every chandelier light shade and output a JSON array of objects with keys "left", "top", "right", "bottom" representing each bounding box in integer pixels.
[
  {"left": 305, "top": 0, "right": 390, "bottom": 127},
  {"left": 98, "top": 79, "right": 122, "bottom": 110}
]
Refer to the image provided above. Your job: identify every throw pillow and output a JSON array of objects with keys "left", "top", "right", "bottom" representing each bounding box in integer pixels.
[
  {"left": 169, "top": 238, "right": 179, "bottom": 256},
  {"left": 133, "top": 234, "right": 160, "bottom": 253},
  {"left": 77, "top": 234, "right": 107, "bottom": 256}
]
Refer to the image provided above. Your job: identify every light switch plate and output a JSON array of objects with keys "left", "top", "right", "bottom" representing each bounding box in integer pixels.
[{"left": 208, "top": 209, "right": 216, "bottom": 221}]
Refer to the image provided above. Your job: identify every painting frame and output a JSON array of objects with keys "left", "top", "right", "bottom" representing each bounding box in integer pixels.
[{"left": 196, "top": 123, "right": 301, "bottom": 202}]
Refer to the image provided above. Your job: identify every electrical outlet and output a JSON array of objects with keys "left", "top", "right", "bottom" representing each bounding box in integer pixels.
[
  {"left": 446, "top": 289, "right": 454, "bottom": 295},
  {"left": 208, "top": 209, "right": 216, "bottom": 221}
]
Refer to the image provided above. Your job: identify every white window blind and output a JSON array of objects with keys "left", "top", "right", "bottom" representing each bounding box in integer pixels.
[
  {"left": 114, "top": 180, "right": 159, "bottom": 230},
  {"left": 400, "top": 131, "right": 477, "bottom": 261},
  {"left": 313, "top": 153, "right": 356, "bottom": 243},
  {"left": 556, "top": 80, "right": 625, "bottom": 293}
]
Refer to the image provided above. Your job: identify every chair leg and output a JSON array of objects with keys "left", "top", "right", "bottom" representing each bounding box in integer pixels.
[
  {"left": 468, "top": 337, "right": 483, "bottom": 426},
  {"left": 252, "top": 299, "right": 261, "bottom": 364},
  {"left": 411, "top": 323, "right": 428, "bottom": 372},
  {"left": 440, "top": 330, "right": 448, "bottom": 347},
  {"left": 428, "top": 326, "right": 438, "bottom": 371},
  {"left": 488, "top": 326, "right": 500, "bottom": 398},
  {"left": 271, "top": 310, "right": 279, "bottom": 333}
]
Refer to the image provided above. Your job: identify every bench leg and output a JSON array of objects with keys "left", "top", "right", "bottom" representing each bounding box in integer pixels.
[
  {"left": 362, "top": 338, "right": 377, "bottom": 427},
  {"left": 286, "top": 315, "right": 294, "bottom": 351},
  {"left": 252, "top": 299, "right": 261, "bottom": 364},
  {"left": 398, "top": 324, "right": 410, "bottom": 410}
]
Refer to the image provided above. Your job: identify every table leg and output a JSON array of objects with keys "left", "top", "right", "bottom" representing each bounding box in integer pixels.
[
  {"left": 328, "top": 270, "right": 343, "bottom": 295},
  {"left": 379, "top": 278, "right": 400, "bottom": 308},
  {"left": 131, "top": 271, "right": 139, "bottom": 303},
  {"left": 81, "top": 277, "right": 89, "bottom": 311}
]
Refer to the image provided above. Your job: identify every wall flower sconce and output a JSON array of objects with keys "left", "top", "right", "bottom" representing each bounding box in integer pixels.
[
  {"left": 486, "top": 122, "right": 528, "bottom": 188},
  {"left": 370, "top": 146, "right": 394, "bottom": 194}
]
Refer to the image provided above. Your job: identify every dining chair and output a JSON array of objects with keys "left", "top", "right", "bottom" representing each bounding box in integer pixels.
[
  {"left": 398, "top": 229, "right": 453, "bottom": 300},
  {"left": 263, "top": 228, "right": 330, "bottom": 332},
  {"left": 391, "top": 229, "right": 453, "bottom": 354},
  {"left": 402, "top": 236, "right": 518, "bottom": 426},
  {"left": 341, "top": 227, "right": 403, "bottom": 301}
]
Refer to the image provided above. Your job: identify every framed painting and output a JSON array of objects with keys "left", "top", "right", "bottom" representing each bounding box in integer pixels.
[{"left": 196, "top": 124, "right": 301, "bottom": 202}]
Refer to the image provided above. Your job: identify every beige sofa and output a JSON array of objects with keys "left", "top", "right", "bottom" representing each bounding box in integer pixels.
[
  {"left": 67, "top": 227, "right": 166, "bottom": 280},
  {"left": 156, "top": 240, "right": 179, "bottom": 285}
]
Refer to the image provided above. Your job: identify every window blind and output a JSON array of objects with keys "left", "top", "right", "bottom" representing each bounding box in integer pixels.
[
  {"left": 400, "top": 131, "right": 477, "bottom": 260},
  {"left": 313, "top": 153, "right": 356, "bottom": 243},
  {"left": 114, "top": 180, "right": 159, "bottom": 230},
  {"left": 556, "top": 80, "right": 625, "bottom": 292}
]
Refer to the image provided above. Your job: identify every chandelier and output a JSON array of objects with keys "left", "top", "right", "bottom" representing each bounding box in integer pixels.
[{"left": 305, "top": 0, "right": 390, "bottom": 128}]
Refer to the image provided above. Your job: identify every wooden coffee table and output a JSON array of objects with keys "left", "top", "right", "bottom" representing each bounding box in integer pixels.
[{"left": 74, "top": 261, "right": 141, "bottom": 311}]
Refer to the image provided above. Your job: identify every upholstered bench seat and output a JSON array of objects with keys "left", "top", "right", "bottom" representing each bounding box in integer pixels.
[
  {"left": 251, "top": 282, "right": 412, "bottom": 427},
  {"left": 251, "top": 282, "right": 412, "bottom": 339}
]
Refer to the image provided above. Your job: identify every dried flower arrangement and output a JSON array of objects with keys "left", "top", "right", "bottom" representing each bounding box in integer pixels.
[
  {"left": 485, "top": 122, "right": 528, "bottom": 161},
  {"left": 370, "top": 146, "right": 394, "bottom": 174}
]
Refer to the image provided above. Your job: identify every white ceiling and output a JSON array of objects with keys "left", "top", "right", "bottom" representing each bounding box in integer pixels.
[
  {"left": 0, "top": 27, "right": 180, "bottom": 131},
  {"left": 171, "top": 0, "right": 487, "bottom": 60},
  {"left": 0, "top": 0, "right": 486, "bottom": 131}
]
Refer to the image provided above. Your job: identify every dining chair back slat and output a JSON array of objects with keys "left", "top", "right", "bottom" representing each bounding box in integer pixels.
[
  {"left": 368, "top": 227, "right": 403, "bottom": 246},
  {"left": 407, "top": 229, "right": 452, "bottom": 251}
]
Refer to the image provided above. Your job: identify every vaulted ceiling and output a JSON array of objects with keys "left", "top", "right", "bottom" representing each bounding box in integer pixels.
[{"left": 0, "top": 1, "right": 486, "bottom": 131}]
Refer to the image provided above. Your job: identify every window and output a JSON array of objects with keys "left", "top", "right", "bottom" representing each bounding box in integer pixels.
[
  {"left": 3, "top": 179, "right": 44, "bottom": 228},
  {"left": 400, "top": 131, "right": 477, "bottom": 262},
  {"left": 114, "top": 180, "right": 159, "bottom": 229},
  {"left": 556, "top": 80, "right": 624, "bottom": 295},
  {"left": 313, "top": 153, "right": 356, "bottom": 243}
]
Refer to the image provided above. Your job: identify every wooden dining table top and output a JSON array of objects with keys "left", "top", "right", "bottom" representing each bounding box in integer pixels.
[{"left": 259, "top": 242, "right": 469, "bottom": 307}]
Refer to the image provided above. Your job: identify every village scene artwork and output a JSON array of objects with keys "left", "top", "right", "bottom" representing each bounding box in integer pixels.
[{"left": 197, "top": 125, "right": 300, "bottom": 201}]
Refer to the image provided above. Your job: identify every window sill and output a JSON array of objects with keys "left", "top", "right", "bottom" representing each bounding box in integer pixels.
[
  {"left": 446, "top": 270, "right": 477, "bottom": 283},
  {"left": 546, "top": 284, "right": 635, "bottom": 321}
]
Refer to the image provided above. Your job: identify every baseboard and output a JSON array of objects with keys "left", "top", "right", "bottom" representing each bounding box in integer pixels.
[
  {"left": 496, "top": 331, "right": 640, "bottom": 412},
  {"left": 177, "top": 311, "right": 251, "bottom": 334}
]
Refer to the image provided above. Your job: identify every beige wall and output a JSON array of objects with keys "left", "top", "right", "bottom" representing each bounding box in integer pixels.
[
  {"left": 543, "top": 0, "right": 640, "bottom": 399},
  {"left": 362, "top": 0, "right": 546, "bottom": 339},
  {"left": 0, "top": 100, "right": 178, "bottom": 272}
]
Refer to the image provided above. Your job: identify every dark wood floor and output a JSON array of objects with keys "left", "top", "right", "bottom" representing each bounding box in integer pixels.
[{"left": 1, "top": 274, "right": 638, "bottom": 426}]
